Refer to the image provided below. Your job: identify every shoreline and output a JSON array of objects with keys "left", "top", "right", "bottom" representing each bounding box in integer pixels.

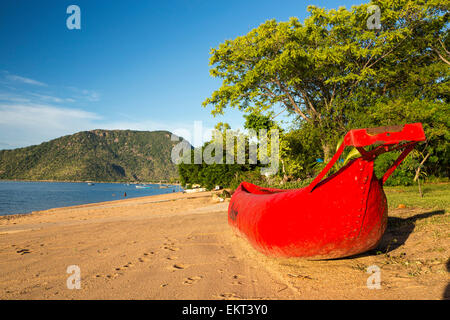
[
  {"left": 0, "top": 180, "right": 183, "bottom": 219},
  {"left": 0, "top": 190, "right": 188, "bottom": 220},
  {"left": 0, "top": 179, "right": 181, "bottom": 185}
]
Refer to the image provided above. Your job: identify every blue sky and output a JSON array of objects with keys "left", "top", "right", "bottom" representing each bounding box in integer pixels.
[{"left": 0, "top": 0, "right": 362, "bottom": 148}]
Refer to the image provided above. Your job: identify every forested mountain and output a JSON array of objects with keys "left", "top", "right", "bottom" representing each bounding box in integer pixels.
[{"left": 0, "top": 130, "right": 188, "bottom": 182}]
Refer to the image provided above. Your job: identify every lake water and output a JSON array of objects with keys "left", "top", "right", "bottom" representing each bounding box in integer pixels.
[{"left": 0, "top": 180, "right": 183, "bottom": 216}]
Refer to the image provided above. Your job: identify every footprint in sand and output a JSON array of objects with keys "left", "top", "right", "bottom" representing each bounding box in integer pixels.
[
  {"left": 162, "top": 245, "right": 180, "bottom": 252},
  {"left": 231, "top": 275, "right": 245, "bottom": 285},
  {"left": 114, "top": 261, "right": 134, "bottom": 271},
  {"left": 162, "top": 238, "right": 180, "bottom": 252},
  {"left": 171, "top": 264, "right": 186, "bottom": 270},
  {"left": 138, "top": 257, "right": 150, "bottom": 263},
  {"left": 217, "top": 293, "right": 241, "bottom": 300},
  {"left": 183, "top": 276, "right": 203, "bottom": 285},
  {"left": 163, "top": 238, "right": 177, "bottom": 246},
  {"left": 16, "top": 249, "right": 31, "bottom": 255}
]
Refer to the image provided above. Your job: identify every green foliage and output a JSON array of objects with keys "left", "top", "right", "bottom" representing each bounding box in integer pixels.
[
  {"left": 228, "top": 169, "right": 266, "bottom": 191},
  {"left": 374, "top": 152, "right": 419, "bottom": 186},
  {"left": 178, "top": 126, "right": 265, "bottom": 189},
  {"left": 281, "top": 129, "right": 321, "bottom": 179},
  {"left": 243, "top": 112, "right": 276, "bottom": 132},
  {"left": 178, "top": 152, "right": 257, "bottom": 190},
  {"left": 203, "top": 0, "right": 449, "bottom": 176},
  {"left": 0, "top": 130, "right": 184, "bottom": 182}
]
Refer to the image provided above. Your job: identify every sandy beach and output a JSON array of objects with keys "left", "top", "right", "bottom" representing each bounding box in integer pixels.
[{"left": 0, "top": 191, "right": 448, "bottom": 300}]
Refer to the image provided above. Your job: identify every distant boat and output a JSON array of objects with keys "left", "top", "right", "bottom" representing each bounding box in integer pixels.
[
  {"left": 87, "top": 182, "right": 94, "bottom": 186},
  {"left": 136, "top": 185, "right": 152, "bottom": 189}
]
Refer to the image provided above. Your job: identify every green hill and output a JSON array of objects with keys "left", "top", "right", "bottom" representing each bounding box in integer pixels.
[{"left": 0, "top": 129, "right": 190, "bottom": 182}]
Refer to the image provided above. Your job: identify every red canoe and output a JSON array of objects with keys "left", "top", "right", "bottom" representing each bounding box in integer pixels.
[{"left": 228, "top": 123, "right": 426, "bottom": 259}]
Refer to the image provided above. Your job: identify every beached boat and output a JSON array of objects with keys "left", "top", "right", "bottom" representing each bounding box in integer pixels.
[
  {"left": 228, "top": 123, "right": 426, "bottom": 259},
  {"left": 184, "top": 188, "right": 207, "bottom": 193}
]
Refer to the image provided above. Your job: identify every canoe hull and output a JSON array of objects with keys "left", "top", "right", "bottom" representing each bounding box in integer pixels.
[{"left": 228, "top": 158, "right": 388, "bottom": 259}]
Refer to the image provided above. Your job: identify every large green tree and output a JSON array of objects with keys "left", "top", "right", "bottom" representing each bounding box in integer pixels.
[{"left": 203, "top": 0, "right": 448, "bottom": 162}]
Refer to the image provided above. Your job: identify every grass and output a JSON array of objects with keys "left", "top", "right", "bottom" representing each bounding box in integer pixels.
[{"left": 384, "top": 182, "right": 449, "bottom": 212}]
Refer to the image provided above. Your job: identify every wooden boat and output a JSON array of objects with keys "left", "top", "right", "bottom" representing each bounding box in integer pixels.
[{"left": 228, "top": 123, "right": 426, "bottom": 259}]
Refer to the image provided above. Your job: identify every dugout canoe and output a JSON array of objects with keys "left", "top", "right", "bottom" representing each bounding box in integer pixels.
[{"left": 228, "top": 123, "right": 426, "bottom": 259}]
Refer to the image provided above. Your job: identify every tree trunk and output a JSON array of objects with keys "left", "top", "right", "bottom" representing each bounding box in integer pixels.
[
  {"left": 322, "top": 142, "right": 332, "bottom": 163},
  {"left": 418, "top": 177, "right": 423, "bottom": 198}
]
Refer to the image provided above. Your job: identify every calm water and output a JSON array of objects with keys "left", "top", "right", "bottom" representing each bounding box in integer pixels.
[{"left": 0, "top": 181, "right": 183, "bottom": 216}]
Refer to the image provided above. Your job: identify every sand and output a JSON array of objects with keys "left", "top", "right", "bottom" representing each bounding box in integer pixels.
[{"left": 0, "top": 191, "right": 448, "bottom": 300}]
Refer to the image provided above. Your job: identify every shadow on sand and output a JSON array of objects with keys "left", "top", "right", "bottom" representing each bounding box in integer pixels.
[
  {"left": 334, "top": 209, "right": 445, "bottom": 259},
  {"left": 375, "top": 209, "right": 446, "bottom": 254},
  {"left": 337, "top": 209, "right": 449, "bottom": 299}
]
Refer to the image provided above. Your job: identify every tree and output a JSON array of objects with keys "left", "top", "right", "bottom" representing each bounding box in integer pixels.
[{"left": 203, "top": 0, "right": 448, "bottom": 162}]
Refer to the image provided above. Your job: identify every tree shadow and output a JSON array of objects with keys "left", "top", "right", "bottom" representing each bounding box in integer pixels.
[
  {"left": 334, "top": 209, "right": 445, "bottom": 260},
  {"left": 374, "top": 209, "right": 446, "bottom": 255}
]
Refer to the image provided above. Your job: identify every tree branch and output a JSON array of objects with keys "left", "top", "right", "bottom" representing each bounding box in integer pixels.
[
  {"left": 273, "top": 79, "right": 311, "bottom": 122},
  {"left": 432, "top": 47, "right": 450, "bottom": 66}
]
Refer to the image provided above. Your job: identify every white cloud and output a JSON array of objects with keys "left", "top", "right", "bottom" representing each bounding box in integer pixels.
[
  {"left": 1, "top": 71, "right": 99, "bottom": 103},
  {"left": 0, "top": 103, "right": 204, "bottom": 148},
  {"left": 28, "top": 93, "right": 76, "bottom": 104},
  {"left": 0, "top": 104, "right": 100, "bottom": 127},
  {"left": 0, "top": 93, "right": 31, "bottom": 103},
  {"left": 0, "top": 104, "right": 103, "bottom": 147},
  {"left": 5, "top": 74, "right": 47, "bottom": 87},
  {"left": 0, "top": 73, "right": 209, "bottom": 148},
  {"left": 66, "top": 86, "right": 101, "bottom": 102}
]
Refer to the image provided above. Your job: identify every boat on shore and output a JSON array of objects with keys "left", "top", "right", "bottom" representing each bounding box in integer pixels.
[
  {"left": 184, "top": 187, "right": 207, "bottom": 193},
  {"left": 228, "top": 123, "right": 426, "bottom": 259}
]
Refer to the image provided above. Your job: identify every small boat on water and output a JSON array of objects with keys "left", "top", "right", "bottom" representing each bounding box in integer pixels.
[
  {"left": 87, "top": 182, "right": 94, "bottom": 186},
  {"left": 136, "top": 184, "right": 154, "bottom": 189},
  {"left": 228, "top": 123, "right": 426, "bottom": 259}
]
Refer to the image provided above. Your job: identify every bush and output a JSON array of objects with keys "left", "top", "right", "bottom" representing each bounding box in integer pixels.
[{"left": 374, "top": 152, "right": 419, "bottom": 186}]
